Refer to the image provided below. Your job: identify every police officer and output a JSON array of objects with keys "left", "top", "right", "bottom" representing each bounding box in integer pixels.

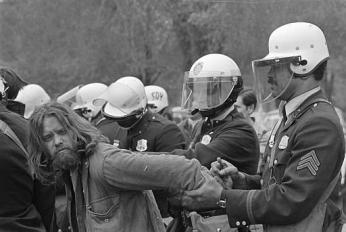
[
  {"left": 94, "top": 76, "right": 186, "bottom": 218},
  {"left": 145, "top": 85, "right": 172, "bottom": 118},
  {"left": 167, "top": 54, "right": 259, "bottom": 232},
  {"left": 174, "top": 53, "right": 260, "bottom": 173},
  {"left": 182, "top": 22, "right": 345, "bottom": 232}
]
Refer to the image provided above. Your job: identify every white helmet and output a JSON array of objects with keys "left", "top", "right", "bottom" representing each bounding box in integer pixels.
[
  {"left": 15, "top": 84, "right": 51, "bottom": 118},
  {"left": 145, "top": 85, "right": 169, "bottom": 114},
  {"left": 0, "top": 77, "right": 6, "bottom": 100},
  {"left": 252, "top": 22, "right": 329, "bottom": 103},
  {"left": 94, "top": 76, "right": 147, "bottom": 118},
  {"left": 181, "top": 53, "right": 243, "bottom": 117},
  {"left": 57, "top": 85, "right": 82, "bottom": 107},
  {"left": 73, "top": 83, "right": 107, "bottom": 119}
]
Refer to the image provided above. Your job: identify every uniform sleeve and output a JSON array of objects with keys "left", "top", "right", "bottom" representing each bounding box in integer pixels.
[
  {"left": 223, "top": 116, "right": 344, "bottom": 226},
  {"left": 185, "top": 122, "right": 259, "bottom": 174},
  {"left": 102, "top": 146, "right": 205, "bottom": 195},
  {"left": 155, "top": 123, "right": 186, "bottom": 152}
]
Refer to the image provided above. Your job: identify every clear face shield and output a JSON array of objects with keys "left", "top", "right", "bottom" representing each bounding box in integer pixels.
[
  {"left": 181, "top": 71, "right": 238, "bottom": 113},
  {"left": 252, "top": 56, "right": 301, "bottom": 104}
]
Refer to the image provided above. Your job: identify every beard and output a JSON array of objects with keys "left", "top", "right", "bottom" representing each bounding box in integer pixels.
[{"left": 52, "top": 148, "right": 80, "bottom": 172}]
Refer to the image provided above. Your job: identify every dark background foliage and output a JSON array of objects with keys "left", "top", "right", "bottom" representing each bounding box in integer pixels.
[{"left": 0, "top": 0, "right": 345, "bottom": 113}]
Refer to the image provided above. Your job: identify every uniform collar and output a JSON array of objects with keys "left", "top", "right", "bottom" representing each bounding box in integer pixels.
[
  {"left": 211, "top": 105, "right": 235, "bottom": 121},
  {"left": 284, "top": 87, "right": 321, "bottom": 117},
  {"left": 128, "top": 110, "right": 152, "bottom": 133}
]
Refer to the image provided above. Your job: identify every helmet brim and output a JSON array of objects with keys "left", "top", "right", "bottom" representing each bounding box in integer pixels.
[{"left": 253, "top": 54, "right": 301, "bottom": 67}]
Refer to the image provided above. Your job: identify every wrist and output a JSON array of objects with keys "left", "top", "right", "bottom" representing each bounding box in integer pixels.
[{"left": 216, "top": 190, "right": 227, "bottom": 208}]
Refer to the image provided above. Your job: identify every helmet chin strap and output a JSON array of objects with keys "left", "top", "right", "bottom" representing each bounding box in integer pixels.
[{"left": 211, "top": 105, "right": 235, "bottom": 121}]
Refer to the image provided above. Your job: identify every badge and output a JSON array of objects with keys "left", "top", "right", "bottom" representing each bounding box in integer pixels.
[
  {"left": 201, "top": 134, "right": 212, "bottom": 145},
  {"left": 136, "top": 139, "right": 148, "bottom": 152},
  {"left": 268, "top": 135, "right": 274, "bottom": 148},
  {"left": 113, "top": 140, "right": 120, "bottom": 148},
  {"left": 278, "top": 135, "right": 289, "bottom": 149}
]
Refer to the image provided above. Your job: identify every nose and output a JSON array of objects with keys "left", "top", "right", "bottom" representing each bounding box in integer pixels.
[{"left": 54, "top": 135, "right": 63, "bottom": 147}]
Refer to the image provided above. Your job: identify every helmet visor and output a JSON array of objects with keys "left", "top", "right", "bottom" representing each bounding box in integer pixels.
[
  {"left": 252, "top": 56, "right": 300, "bottom": 104},
  {"left": 181, "top": 71, "right": 238, "bottom": 113}
]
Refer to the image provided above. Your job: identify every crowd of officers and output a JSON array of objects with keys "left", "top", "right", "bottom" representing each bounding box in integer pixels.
[{"left": 0, "top": 21, "right": 345, "bottom": 232}]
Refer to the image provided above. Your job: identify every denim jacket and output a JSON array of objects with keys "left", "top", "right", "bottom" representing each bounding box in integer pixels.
[{"left": 65, "top": 142, "right": 206, "bottom": 232}]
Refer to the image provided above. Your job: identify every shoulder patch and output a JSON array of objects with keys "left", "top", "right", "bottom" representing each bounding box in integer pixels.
[{"left": 296, "top": 150, "right": 320, "bottom": 176}]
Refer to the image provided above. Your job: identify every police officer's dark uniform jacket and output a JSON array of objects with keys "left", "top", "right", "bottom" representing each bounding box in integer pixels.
[
  {"left": 118, "top": 110, "right": 186, "bottom": 218},
  {"left": 168, "top": 108, "right": 259, "bottom": 232},
  {"left": 125, "top": 110, "right": 185, "bottom": 152},
  {"left": 96, "top": 117, "right": 127, "bottom": 147},
  {"left": 221, "top": 89, "right": 345, "bottom": 231},
  {"left": 174, "top": 108, "right": 259, "bottom": 174}
]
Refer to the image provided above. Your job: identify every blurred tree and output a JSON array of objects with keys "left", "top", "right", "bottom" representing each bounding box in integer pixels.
[{"left": 0, "top": 0, "right": 345, "bottom": 110}]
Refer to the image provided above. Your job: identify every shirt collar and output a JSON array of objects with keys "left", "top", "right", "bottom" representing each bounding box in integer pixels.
[{"left": 285, "top": 86, "right": 321, "bottom": 117}]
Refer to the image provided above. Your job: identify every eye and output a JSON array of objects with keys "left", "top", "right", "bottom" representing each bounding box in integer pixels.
[
  {"left": 57, "top": 129, "right": 67, "bottom": 135},
  {"left": 42, "top": 134, "right": 53, "bottom": 142}
]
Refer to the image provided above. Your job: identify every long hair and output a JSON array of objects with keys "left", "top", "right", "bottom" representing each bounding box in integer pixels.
[{"left": 28, "top": 101, "right": 108, "bottom": 184}]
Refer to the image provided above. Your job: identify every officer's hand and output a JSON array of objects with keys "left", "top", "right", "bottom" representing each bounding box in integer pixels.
[
  {"left": 181, "top": 172, "right": 223, "bottom": 210},
  {"left": 211, "top": 158, "right": 246, "bottom": 189}
]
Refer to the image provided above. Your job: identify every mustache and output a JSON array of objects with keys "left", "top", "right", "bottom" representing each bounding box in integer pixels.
[
  {"left": 267, "top": 76, "right": 277, "bottom": 85},
  {"left": 52, "top": 148, "right": 80, "bottom": 172}
]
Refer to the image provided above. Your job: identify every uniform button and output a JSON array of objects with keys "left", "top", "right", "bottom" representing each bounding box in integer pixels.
[
  {"left": 274, "top": 159, "right": 278, "bottom": 165},
  {"left": 104, "top": 218, "right": 109, "bottom": 222},
  {"left": 85, "top": 161, "right": 88, "bottom": 167},
  {"left": 236, "top": 221, "right": 240, "bottom": 226},
  {"left": 242, "top": 221, "right": 246, "bottom": 225},
  {"left": 139, "top": 131, "right": 142, "bottom": 134},
  {"left": 260, "top": 179, "right": 263, "bottom": 186}
]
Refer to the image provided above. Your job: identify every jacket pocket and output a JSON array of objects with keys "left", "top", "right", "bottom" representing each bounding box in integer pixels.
[
  {"left": 86, "top": 194, "right": 120, "bottom": 221},
  {"left": 272, "top": 150, "right": 291, "bottom": 183}
]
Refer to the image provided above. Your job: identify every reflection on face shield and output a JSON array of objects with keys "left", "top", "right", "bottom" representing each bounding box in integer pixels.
[
  {"left": 253, "top": 57, "right": 296, "bottom": 103},
  {"left": 182, "top": 75, "right": 236, "bottom": 112}
]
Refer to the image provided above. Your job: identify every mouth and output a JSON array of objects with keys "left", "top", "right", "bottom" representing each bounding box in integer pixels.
[
  {"left": 267, "top": 76, "right": 273, "bottom": 85},
  {"left": 55, "top": 147, "right": 70, "bottom": 154}
]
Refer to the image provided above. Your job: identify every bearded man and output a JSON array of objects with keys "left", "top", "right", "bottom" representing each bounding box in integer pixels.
[{"left": 28, "top": 102, "right": 208, "bottom": 232}]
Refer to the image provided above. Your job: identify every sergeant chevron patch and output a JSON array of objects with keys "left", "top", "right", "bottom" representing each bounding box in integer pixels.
[{"left": 297, "top": 150, "right": 320, "bottom": 176}]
